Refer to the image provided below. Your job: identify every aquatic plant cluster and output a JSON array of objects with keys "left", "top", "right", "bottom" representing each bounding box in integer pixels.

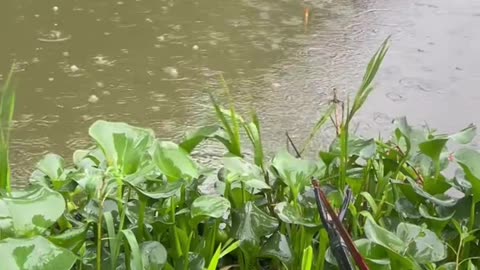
[{"left": 1, "top": 40, "right": 480, "bottom": 270}]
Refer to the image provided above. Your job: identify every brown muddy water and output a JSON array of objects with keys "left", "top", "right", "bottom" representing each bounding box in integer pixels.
[{"left": 1, "top": 0, "right": 479, "bottom": 185}]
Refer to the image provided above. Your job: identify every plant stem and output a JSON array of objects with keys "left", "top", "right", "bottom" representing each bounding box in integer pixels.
[
  {"left": 97, "top": 203, "right": 104, "bottom": 270},
  {"left": 137, "top": 196, "right": 146, "bottom": 242},
  {"left": 339, "top": 124, "right": 349, "bottom": 190},
  {"left": 463, "top": 202, "right": 476, "bottom": 260}
]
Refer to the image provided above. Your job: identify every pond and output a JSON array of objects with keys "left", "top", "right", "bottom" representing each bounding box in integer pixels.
[{"left": 1, "top": 0, "right": 479, "bottom": 184}]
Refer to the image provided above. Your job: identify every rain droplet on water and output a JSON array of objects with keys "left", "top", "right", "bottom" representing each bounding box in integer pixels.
[
  {"left": 163, "top": 67, "right": 178, "bottom": 78},
  {"left": 88, "top": 95, "right": 99, "bottom": 103}
]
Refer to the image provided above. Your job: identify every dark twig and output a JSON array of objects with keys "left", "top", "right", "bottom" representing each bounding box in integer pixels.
[{"left": 285, "top": 131, "right": 302, "bottom": 158}]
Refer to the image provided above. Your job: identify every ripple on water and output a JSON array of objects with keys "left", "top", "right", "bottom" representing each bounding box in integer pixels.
[
  {"left": 37, "top": 30, "right": 72, "bottom": 42},
  {"left": 386, "top": 91, "right": 406, "bottom": 102},
  {"left": 399, "top": 77, "right": 439, "bottom": 93}
]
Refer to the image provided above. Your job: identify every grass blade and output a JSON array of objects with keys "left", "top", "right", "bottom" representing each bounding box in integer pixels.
[
  {"left": 301, "top": 103, "right": 336, "bottom": 154},
  {"left": 348, "top": 37, "right": 390, "bottom": 122},
  {"left": 0, "top": 64, "right": 15, "bottom": 192},
  {"left": 209, "top": 93, "right": 242, "bottom": 156},
  {"left": 301, "top": 246, "right": 313, "bottom": 270},
  {"left": 121, "top": 229, "right": 143, "bottom": 270}
]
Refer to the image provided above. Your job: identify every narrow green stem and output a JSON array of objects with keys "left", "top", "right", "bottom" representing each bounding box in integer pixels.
[
  {"left": 97, "top": 203, "right": 104, "bottom": 270},
  {"left": 464, "top": 202, "right": 476, "bottom": 259},
  {"left": 339, "top": 124, "right": 349, "bottom": 190},
  {"left": 118, "top": 188, "right": 130, "bottom": 232},
  {"left": 184, "top": 232, "right": 194, "bottom": 270},
  {"left": 316, "top": 229, "right": 328, "bottom": 270},
  {"left": 241, "top": 182, "right": 246, "bottom": 205},
  {"left": 137, "top": 196, "right": 146, "bottom": 241},
  {"left": 170, "top": 198, "right": 183, "bottom": 257},
  {"left": 455, "top": 238, "right": 463, "bottom": 270},
  {"left": 208, "top": 220, "right": 219, "bottom": 262}
]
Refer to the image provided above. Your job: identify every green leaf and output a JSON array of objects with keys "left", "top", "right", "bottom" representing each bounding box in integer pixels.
[
  {"left": 153, "top": 141, "right": 199, "bottom": 181},
  {"left": 418, "top": 204, "right": 454, "bottom": 221},
  {"left": 36, "top": 153, "right": 65, "bottom": 182},
  {"left": 393, "top": 117, "right": 428, "bottom": 155},
  {"left": 354, "top": 239, "right": 390, "bottom": 268},
  {"left": 48, "top": 223, "right": 89, "bottom": 252},
  {"left": 301, "top": 246, "right": 313, "bottom": 270},
  {"left": 274, "top": 201, "right": 319, "bottom": 227},
  {"left": 140, "top": 241, "right": 167, "bottom": 270},
  {"left": 455, "top": 148, "right": 480, "bottom": 203},
  {"left": 364, "top": 218, "right": 404, "bottom": 252},
  {"left": 0, "top": 236, "right": 77, "bottom": 269},
  {"left": 231, "top": 202, "right": 278, "bottom": 249},
  {"left": 419, "top": 138, "right": 448, "bottom": 164},
  {"left": 222, "top": 156, "right": 269, "bottom": 189},
  {"left": 244, "top": 111, "right": 265, "bottom": 168},
  {"left": 88, "top": 120, "right": 154, "bottom": 173},
  {"left": 394, "top": 198, "right": 421, "bottom": 219},
  {"left": 396, "top": 223, "right": 446, "bottom": 263},
  {"left": 348, "top": 137, "right": 377, "bottom": 159},
  {"left": 272, "top": 150, "right": 317, "bottom": 196},
  {"left": 121, "top": 229, "right": 143, "bottom": 270},
  {"left": 319, "top": 151, "right": 338, "bottom": 167},
  {"left": 406, "top": 178, "right": 457, "bottom": 207},
  {"left": 191, "top": 195, "right": 230, "bottom": 219},
  {"left": 179, "top": 125, "right": 222, "bottom": 153},
  {"left": 260, "top": 232, "right": 293, "bottom": 264},
  {"left": 449, "top": 124, "right": 476, "bottom": 144},
  {"left": 437, "top": 262, "right": 456, "bottom": 270},
  {"left": 128, "top": 180, "right": 184, "bottom": 199},
  {"left": 0, "top": 186, "right": 65, "bottom": 237}
]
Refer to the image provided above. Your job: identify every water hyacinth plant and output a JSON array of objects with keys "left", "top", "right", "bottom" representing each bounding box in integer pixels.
[{"left": 1, "top": 39, "right": 480, "bottom": 269}]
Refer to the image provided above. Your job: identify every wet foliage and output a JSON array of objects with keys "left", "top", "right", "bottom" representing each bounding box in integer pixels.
[{"left": 1, "top": 39, "right": 480, "bottom": 269}]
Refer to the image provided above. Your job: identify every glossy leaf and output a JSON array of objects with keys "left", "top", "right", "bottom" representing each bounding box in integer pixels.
[
  {"left": 128, "top": 180, "right": 184, "bottom": 199},
  {"left": 364, "top": 218, "right": 404, "bottom": 252},
  {"left": 355, "top": 239, "right": 390, "bottom": 268},
  {"left": 36, "top": 153, "right": 65, "bottom": 182},
  {"left": 191, "top": 195, "right": 230, "bottom": 219},
  {"left": 396, "top": 223, "right": 446, "bottom": 263},
  {"left": 449, "top": 124, "right": 476, "bottom": 144},
  {"left": 455, "top": 148, "right": 480, "bottom": 203},
  {"left": 49, "top": 223, "right": 89, "bottom": 252},
  {"left": 260, "top": 232, "right": 293, "bottom": 264},
  {"left": 222, "top": 156, "right": 269, "bottom": 189},
  {"left": 406, "top": 178, "right": 457, "bottom": 207},
  {"left": 272, "top": 150, "right": 317, "bottom": 195},
  {"left": 418, "top": 204, "right": 454, "bottom": 221},
  {"left": 140, "top": 241, "right": 167, "bottom": 270},
  {"left": 274, "top": 201, "right": 319, "bottom": 227},
  {"left": 179, "top": 125, "right": 222, "bottom": 153},
  {"left": 0, "top": 186, "right": 65, "bottom": 236},
  {"left": 394, "top": 198, "right": 421, "bottom": 219},
  {"left": 89, "top": 120, "right": 154, "bottom": 173},
  {"left": 419, "top": 138, "right": 448, "bottom": 164},
  {"left": 231, "top": 202, "right": 278, "bottom": 248},
  {"left": 0, "top": 236, "right": 77, "bottom": 269},
  {"left": 153, "top": 141, "right": 199, "bottom": 181}
]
